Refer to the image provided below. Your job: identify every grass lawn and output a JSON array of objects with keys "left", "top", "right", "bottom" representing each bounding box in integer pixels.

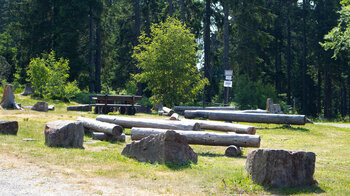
[{"left": 0, "top": 94, "right": 349, "bottom": 195}]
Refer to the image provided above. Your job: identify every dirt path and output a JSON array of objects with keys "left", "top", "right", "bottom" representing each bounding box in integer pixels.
[
  {"left": 315, "top": 123, "right": 350, "bottom": 129},
  {"left": 0, "top": 154, "right": 158, "bottom": 196}
]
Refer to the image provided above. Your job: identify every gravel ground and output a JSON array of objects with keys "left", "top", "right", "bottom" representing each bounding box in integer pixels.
[{"left": 0, "top": 154, "right": 156, "bottom": 196}]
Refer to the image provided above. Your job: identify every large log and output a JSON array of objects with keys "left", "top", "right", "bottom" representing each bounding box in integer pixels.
[
  {"left": 174, "top": 106, "right": 236, "bottom": 114},
  {"left": 169, "top": 113, "right": 179, "bottom": 120},
  {"left": 77, "top": 117, "right": 122, "bottom": 136},
  {"left": 96, "top": 115, "right": 201, "bottom": 131},
  {"left": 0, "top": 84, "right": 21, "bottom": 109},
  {"left": 131, "top": 128, "right": 260, "bottom": 147},
  {"left": 183, "top": 119, "right": 256, "bottom": 134},
  {"left": 184, "top": 110, "right": 268, "bottom": 119},
  {"left": 92, "top": 132, "right": 125, "bottom": 142},
  {"left": 162, "top": 107, "right": 174, "bottom": 116},
  {"left": 185, "top": 111, "right": 307, "bottom": 125}
]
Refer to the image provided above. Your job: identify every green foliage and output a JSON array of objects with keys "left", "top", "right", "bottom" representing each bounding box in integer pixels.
[
  {"left": 0, "top": 55, "right": 11, "bottom": 81},
  {"left": 233, "top": 75, "right": 277, "bottom": 110},
  {"left": 27, "top": 51, "right": 80, "bottom": 101},
  {"left": 321, "top": 0, "right": 350, "bottom": 58},
  {"left": 133, "top": 17, "right": 208, "bottom": 107},
  {"left": 72, "top": 92, "right": 95, "bottom": 104}
]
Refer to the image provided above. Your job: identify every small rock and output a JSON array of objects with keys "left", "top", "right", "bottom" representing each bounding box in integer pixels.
[
  {"left": 44, "top": 120, "right": 84, "bottom": 148},
  {"left": 245, "top": 149, "right": 316, "bottom": 188},
  {"left": 122, "top": 130, "right": 197, "bottom": 164},
  {"left": 32, "top": 102, "right": 48, "bottom": 112},
  {"left": 225, "top": 145, "right": 242, "bottom": 157},
  {"left": 0, "top": 121, "right": 18, "bottom": 135}
]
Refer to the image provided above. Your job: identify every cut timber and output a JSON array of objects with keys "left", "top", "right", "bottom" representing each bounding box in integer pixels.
[
  {"left": 21, "top": 83, "right": 33, "bottom": 96},
  {"left": 67, "top": 105, "right": 92, "bottom": 112},
  {"left": 77, "top": 117, "right": 122, "bottom": 136},
  {"left": 163, "top": 107, "right": 174, "bottom": 116},
  {"left": 184, "top": 110, "right": 267, "bottom": 119},
  {"left": 96, "top": 115, "right": 201, "bottom": 131},
  {"left": 0, "top": 84, "right": 21, "bottom": 109},
  {"left": 183, "top": 119, "right": 256, "bottom": 134},
  {"left": 196, "top": 111, "right": 307, "bottom": 125},
  {"left": 131, "top": 128, "right": 260, "bottom": 147},
  {"left": 92, "top": 132, "right": 125, "bottom": 142},
  {"left": 174, "top": 106, "right": 236, "bottom": 114},
  {"left": 169, "top": 113, "right": 179, "bottom": 120}
]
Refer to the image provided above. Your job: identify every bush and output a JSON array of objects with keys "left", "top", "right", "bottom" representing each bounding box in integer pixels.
[
  {"left": 27, "top": 51, "right": 80, "bottom": 101},
  {"left": 233, "top": 75, "right": 277, "bottom": 110}
]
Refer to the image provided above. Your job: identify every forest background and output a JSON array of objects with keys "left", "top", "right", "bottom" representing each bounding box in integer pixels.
[{"left": 0, "top": 0, "right": 349, "bottom": 119}]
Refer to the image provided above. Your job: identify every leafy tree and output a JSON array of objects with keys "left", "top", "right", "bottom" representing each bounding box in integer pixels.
[{"left": 133, "top": 17, "right": 208, "bottom": 106}]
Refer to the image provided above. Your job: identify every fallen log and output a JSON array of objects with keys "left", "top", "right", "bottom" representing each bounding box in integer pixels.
[
  {"left": 169, "top": 113, "right": 179, "bottom": 120},
  {"left": 183, "top": 119, "right": 256, "bottom": 134},
  {"left": 0, "top": 84, "right": 21, "bottom": 109},
  {"left": 174, "top": 106, "right": 236, "bottom": 114},
  {"left": 67, "top": 105, "right": 92, "bottom": 112},
  {"left": 77, "top": 117, "right": 122, "bottom": 136},
  {"left": 163, "top": 107, "right": 174, "bottom": 116},
  {"left": 184, "top": 110, "right": 268, "bottom": 119},
  {"left": 131, "top": 128, "right": 260, "bottom": 147},
  {"left": 96, "top": 115, "right": 201, "bottom": 131},
  {"left": 92, "top": 132, "right": 125, "bottom": 142},
  {"left": 188, "top": 111, "right": 307, "bottom": 125}
]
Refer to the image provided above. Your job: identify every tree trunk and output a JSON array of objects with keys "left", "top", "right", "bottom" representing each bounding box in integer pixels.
[
  {"left": 223, "top": 0, "right": 229, "bottom": 105},
  {"left": 184, "top": 109, "right": 267, "bottom": 119},
  {"left": 185, "top": 111, "right": 307, "bottom": 125},
  {"left": 95, "top": 19, "right": 102, "bottom": 93},
  {"left": 174, "top": 106, "right": 236, "bottom": 114},
  {"left": 89, "top": 5, "right": 95, "bottom": 93},
  {"left": 0, "top": 84, "right": 21, "bottom": 109},
  {"left": 302, "top": 0, "right": 308, "bottom": 114},
  {"left": 168, "top": 0, "right": 173, "bottom": 17},
  {"left": 286, "top": 13, "right": 292, "bottom": 105},
  {"left": 204, "top": 0, "right": 211, "bottom": 102},
  {"left": 21, "top": 83, "right": 33, "bottom": 96},
  {"left": 324, "top": 70, "right": 332, "bottom": 118},
  {"left": 163, "top": 106, "right": 174, "bottom": 116},
  {"left": 92, "top": 132, "right": 125, "bottom": 142},
  {"left": 180, "top": 0, "right": 185, "bottom": 23},
  {"left": 96, "top": 115, "right": 201, "bottom": 130},
  {"left": 77, "top": 117, "right": 123, "bottom": 136},
  {"left": 131, "top": 128, "right": 261, "bottom": 147},
  {"left": 183, "top": 119, "right": 256, "bottom": 134},
  {"left": 317, "top": 70, "right": 322, "bottom": 114},
  {"left": 134, "top": 0, "right": 142, "bottom": 96},
  {"left": 169, "top": 113, "right": 179, "bottom": 120}
]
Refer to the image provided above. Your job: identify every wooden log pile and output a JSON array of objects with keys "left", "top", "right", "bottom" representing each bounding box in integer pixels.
[{"left": 131, "top": 128, "right": 260, "bottom": 147}]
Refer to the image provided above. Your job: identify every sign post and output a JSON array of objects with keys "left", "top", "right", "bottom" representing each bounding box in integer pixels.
[{"left": 224, "top": 70, "right": 233, "bottom": 105}]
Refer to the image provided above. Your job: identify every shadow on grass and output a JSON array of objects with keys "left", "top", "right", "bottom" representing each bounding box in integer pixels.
[
  {"left": 265, "top": 184, "right": 325, "bottom": 195},
  {"left": 257, "top": 125, "right": 310, "bottom": 132},
  {"left": 198, "top": 152, "right": 247, "bottom": 159},
  {"left": 165, "top": 161, "right": 194, "bottom": 170}
]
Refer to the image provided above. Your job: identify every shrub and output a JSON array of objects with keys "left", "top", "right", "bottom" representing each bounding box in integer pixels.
[{"left": 27, "top": 51, "right": 80, "bottom": 101}]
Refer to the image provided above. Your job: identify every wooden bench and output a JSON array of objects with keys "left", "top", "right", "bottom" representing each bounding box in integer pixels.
[{"left": 90, "top": 95, "right": 142, "bottom": 115}]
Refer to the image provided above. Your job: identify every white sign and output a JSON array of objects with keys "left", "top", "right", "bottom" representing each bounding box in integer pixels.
[
  {"left": 223, "top": 80, "right": 232, "bottom": 88},
  {"left": 225, "top": 70, "right": 233, "bottom": 76},
  {"left": 225, "top": 76, "right": 232, "bottom": 80}
]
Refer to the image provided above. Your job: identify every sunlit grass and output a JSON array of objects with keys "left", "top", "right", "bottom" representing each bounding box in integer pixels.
[{"left": 0, "top": 94, "right": 349, "bottom": 195}]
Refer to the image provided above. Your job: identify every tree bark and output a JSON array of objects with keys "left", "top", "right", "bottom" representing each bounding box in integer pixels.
[
  {"left": 131, "top": 128, "right": 261, "bottom": 147},
  {"left": 77, "top": 117, "right": 123, "bottom": 136},
  {"left": 184, "top": 109, "right": 267, "bottom": 119},
  {"left": 134, "top": 0, "right": 142, "bottom": 96},
  {"left": 223, "top": 0, "right": 230, "bottom": 105},
  {"left": 286, "top": 12, "right": 292, "bottom": 105},
  {"left": 96, "top": 115, "right": 201, "bottom": 130},
  {"left": 89, "top": 5, "right": 95, "bottom": 93},
  {"left": 180, "top": 0, "right": 185, "bottom": 23},
  {"left": 169, "top": 113, "right": 179, "bottom": 120},
  {"left": 185, "top": 111, "right": 307, "bottom": 125},
  {"left": 204, "top": 0, "right": 211, "bottom": 102},
  {"left": 0, "top": 84, "right": 21, "bottom": 109},
  {"left": 183, "top": 119, "right": 256, "bottom": 134},
  {"left": 95, "top": 19, "right": 101, "bottom": 93},
  {"left": 302, "top": 0, "right": 308, "bottom": 114}
]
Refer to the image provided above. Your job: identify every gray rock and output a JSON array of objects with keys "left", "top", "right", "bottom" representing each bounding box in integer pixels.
[
  {"left": 67, "top": 105, "right": 91, "bottom": 112},
  {"left": 225, "top": 145, "right": 242, "bottom": 157},
  {"left": 245, "top": 149, "right": 316, "bottom": 188},
  {"left": 122, "top": 130, "right": 197, "bottom": 164},
  {"left": 0, "top": 121, "right": 18, "bottom": 135},
  {"left": 44, "top": 120, "right": 84, "bottom": 148},
  {"left": 32, "top": 102, "right": 48, "bottom": 112}
]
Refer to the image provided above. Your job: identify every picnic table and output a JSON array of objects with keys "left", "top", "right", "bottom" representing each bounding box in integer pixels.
[{"left": 90, "top": 94, "right": 142, "bottom": 115}]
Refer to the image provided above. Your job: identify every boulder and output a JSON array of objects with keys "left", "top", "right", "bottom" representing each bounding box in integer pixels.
[
  {"left": 31, "top": 102, "right": 48, "bottom": 112},
  {"left": 67, "top": 105, "right": 92, "bottom": 112},
  {"left": 245, "top": 149, "right": 316, "bottom": 188},
  {"left": 225, "top": 145, "right": 242, "bottom": 157},
  {"left": 122, "top": 130, "right": 197, "bottom": 164},
  {"left": 0, "top": 121, "right": 18, "bottom": 135},
  {"left": 44, "top": 120, "right": 84, "bottom": 148}
]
